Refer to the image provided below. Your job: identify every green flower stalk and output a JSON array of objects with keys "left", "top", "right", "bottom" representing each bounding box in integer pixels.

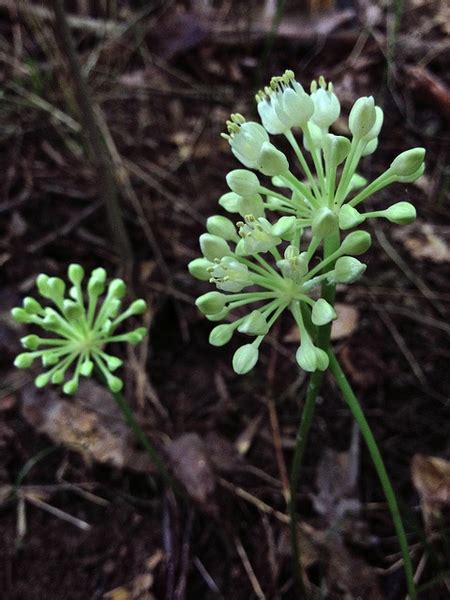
[{"left": 12, "top": 265, "right": 147, "bottom": 394}]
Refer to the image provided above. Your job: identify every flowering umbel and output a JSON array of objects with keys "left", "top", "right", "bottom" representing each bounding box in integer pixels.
[
  {"left": 190, "top": 70, "right": 425, "bottom": 375},
  {"left": 12, "top": 266, "right": 147, "bottom": 394}
]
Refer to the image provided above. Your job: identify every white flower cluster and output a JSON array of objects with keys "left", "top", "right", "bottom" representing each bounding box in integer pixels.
[{"left": 189, "top": 70, "right": 425, "bottom": 375}]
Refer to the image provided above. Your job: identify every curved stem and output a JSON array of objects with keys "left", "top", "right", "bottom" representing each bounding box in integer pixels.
[{"left": 326, "top": 350, "right": 417, "bottom": 600}]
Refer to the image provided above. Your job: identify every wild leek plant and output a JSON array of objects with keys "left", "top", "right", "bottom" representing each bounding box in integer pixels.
[
  {"left": 189, "top": 70, "right": 424, "bottom": 598},
  {"left": 12, "top": 266, "right": 173, "bottom": 487}
]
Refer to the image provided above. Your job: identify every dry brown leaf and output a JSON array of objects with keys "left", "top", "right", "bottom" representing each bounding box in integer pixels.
[
  {"left": 393, "top": 221, "right": 450, "bottom": 263},
  {"left": 331, "top": 303, "right": 359, "bottom": 340},
  {"left": 20, "top": 381, "right": 156, "bottom": 473},
  {"left": 411, "top": 454, "right": 450, "bottom": 527}
]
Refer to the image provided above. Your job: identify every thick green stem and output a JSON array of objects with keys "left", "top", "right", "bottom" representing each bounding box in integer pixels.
[
  {"left": 327, "top": 350, "right": 417, "bottom": 600},
  {"left": 288, "top": 230, "right": 340, "bottom": 594}
]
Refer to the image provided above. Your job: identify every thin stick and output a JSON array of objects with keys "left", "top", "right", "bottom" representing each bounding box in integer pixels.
[{"left": 50, "top": 0, "right": 132, "bottom": 263}]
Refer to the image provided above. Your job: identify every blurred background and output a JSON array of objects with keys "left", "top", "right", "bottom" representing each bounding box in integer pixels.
[{"left": 0, "top": 1, "right": 449, "bottom": 598}]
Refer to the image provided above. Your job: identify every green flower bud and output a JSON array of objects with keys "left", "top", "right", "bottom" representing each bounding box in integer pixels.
[
  {"left": 188, "top": 258, "right": 214, "bottom": 281},
  {"left": 238, "top": 310, "right": 269, "bottom": 335},
  {"left": 272, "top": 216, "right": 297, "bottom": 239},
  {"left": 88, "top": 268, "right": 107, "bottom": 296},
  {"left": 311, "top": 299, "right": 336, "bottom": 326},
  {"left": 35, "top": 373, "right": 51, "bottom": 388},
  {"left": 349, "top": 96, "right": 376, "bottom": 139},
  {"left": 63, "top": 300, "right": 83, "bottom": 320},
  {"left": 219, "top": 191, "right": 241, "bottom": 213},
  {"left": 333, "top": 256, "right": 367, "bottom": 283},
  {"left": 108, "top": 279, "right": 126, "bottom": 299},
  {"left": 63, "top": 379, "right": 78, "bottom": 395},
  {"left": 364, "top": 106, "right": 384, "bottom": 141},
  {"left": 68, "top": 264, "right": 84, "bottom": 285},
  {"left": 384, "top": 202, "right": 416, "bottom": 225},
  {"left": 48, "top": 277, "right": 65, "bottom": 299},
  {"left": 209, "top": 324, "right": 234, "bottom": 346},
  {"left": 258, "top": 142, "right": 289, "bottom": 176},
  {"left": 195, "top": 292, "right": 227, "bottom": 315},
  {"left": 107, "top": 374, "right": 123, "bottom": 393},
  {"left": 206, "top": 215, "right": 238, "bottom": 241},
  {"left": 232, "top": 344, "right": 259, "bottom": 374},
  {"left": 14, "top": 353, "right": 35, "bottom": 368},
  {"left": 205, "top": 307, "right": 230, "bottom": 321},
  {"left": 42, "top": 352, "right": 60, "bottom": 367},
  {"left": 51, "top": 370, "right": 65, "bottom": 385},
  {"left": 105, "top": 356, "right": 123, "bottom": 371},
  {"left": 312, "top": 207, "right": 338, "bottom": 238},
  {"left": 127, "top": 327, "right": 147, "bottom": 344},
  {"left": 390, "top": 148, "right": 425, "bottom": 178},
  {"left": 314, "top": 347, "right": 329, "bottom": 371},
  {"left": 338, "top": 205, "right": 365, "bottom": 230},
  {"left": 199, "top": 233, "right": 231, "bottom": 261},
  {"left": 36, "top": 274, "right": 50, "bottom": 297},
  {"left": 80, "top": 360, "right": 94, "bottom": 377},
  {"left": 296, "top": 340, "right": 317, "bottom": 372},
  {"left": 348, "top": 173, "right": 367, "bottom": 193},
  {"left": 226, "top": 169, "right": 260, "bottom": 197},
  {"left": 11, "top": 307, "right": 33, "bottom": 323},
  {"left": 238, "top": 194, "right": 265, "bottom": 218},
  {"left": 396, "top": 163, "right": 425, "bottom": 183},
  {"left": 21, "top": 335, "right": 40, "bottom": 350},
  {"left": 322, "top": 134, "right": 351, "bottom": 167},
  {"left": 340, "top": 230, "right": 371, "bottom": 255},
  {"left": 23, "top": 297, "right": 42, "bottom": 314},
  {"left": 362, "top": 137, "right": 378, "bottom": 157},
  {"left": 128, "top": 299, "right": 147, "bottom": 315}
]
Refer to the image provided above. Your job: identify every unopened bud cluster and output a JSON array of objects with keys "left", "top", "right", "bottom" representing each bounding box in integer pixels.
[
  {"left": 190, "top": 70, "right": 425, "bottom": 375},
  {"left": 12, "top": 265, "right": 147, "bottom": 394}
]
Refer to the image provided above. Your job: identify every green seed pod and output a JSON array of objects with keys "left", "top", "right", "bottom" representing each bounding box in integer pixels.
[
  {"left": 232, "top": 344, "right": 259, "bottom": 374},
  {"left": 339, "top": 230, "right": 371, "bottom": 256},
  {"left": 226, "top": 169, "right": 260, "bottom": 197}
]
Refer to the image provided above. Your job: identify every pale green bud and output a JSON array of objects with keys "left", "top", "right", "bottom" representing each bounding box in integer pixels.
[
  {"left": 390, "top": 148, "right": 425, "bottom": 177},
  {"left": 51, "top": 370, "right": 65, "bottom": 385},
  {"left": 21, "top": 335, "right": 40, "bottom": 350},
  {"left": 188, "top": 258, "right": 214, "bottom": 281},
  {"left": 238, "top": 310, "right": 269, "bottom": 336},
  {"left": 296, "top": 340, "right": 317, "bottom": 372},
  {"left": 63, "top": 300, "right": 83, "bottom": 320},
  {"left": 68, "top": 264, "right": 84, "bottom": 286},
  {"left": 88, "top": 268, "right": 107, "bottom": 296},
  {"left": 63, "top": 379, "right": 78, "bottom": 395},
  {"left": 219, "top": 191, "right": 241, "bottom": 213},
  {"left": 205, "top": 307, "right": 229, "bottom": 321},
  {"left": 348, "top": 173, "right": 367, "bottom": 193},
  {"left": 272, "top": 216, "right": 297, "bottom": 239},
  {"left": 35, "top": 373, "right": 51, "bottom": 388},
  {"left": 128, "top": 299, "right": 147, "bottom": 315},
  {"left": 362, "top": 137, "right": 378, "bottom": 157},
  {"left": 226, "top": 169, "right": 260, "bottom": 197},
  {"left": 206, "top": 216, "right": 238, "bottom": 241},
  {"left": 105, "top": 356, "right": 123, "bottom": 371},
  {"left": 340, "top": 230, "right": 371, "bottom": 255},
  {"left": 11, "top": 307, "right": 32, "bottom": 324},
  {"left": 48, "top": 277, "right": 65, "bottom": 299},
  {"left": 364, "top": 106, "right": 384, "bottom": 141},
  {"left": 322, "top": 134, "right": 351, "bottom": 167},
  {"left": 209, "top": 324, "right": 234, "bottom": 346},
  {"left": 195, "top": 291, "right": 227, "bottom": 315},
  {"left": 107, "top": 375, "right": 123, "bottom": 393},
  {"left": 199, "top": 233, "right": 231, "bottom": 261},
  {"left": 312, "top": 207, "right": 338, "bottom": 238},
  {"left": 23, "top": 297, "right": 42, "bottom": 314},
  {"left": 36, "top": 274, "right": 50, "bottom": 297},
  {"left": 338, "top": 205, "right": 365, "bottom": 230},
  {"left": 238, "top": 194, "right": 265, "bottom": 218},
  {"left": 126, "top": 327, "right": 147, "bottom": 344},
  {"left": 258, "top": 142, "right": 289, "bottom": 176},
  {"left": 333, "top": 256, "right": 367, "bottom": 283},
  {"left": 107, "top": 279, "right": 126, "bottom": 299},
  {"left": 384, "top": 202, "right": 416, "bottom": 225},
  {"left": 349, "top": 96, "right": 376, "bottom": 139},
  {"left": 396, "top": 163, "right": 425, "bottom": 183},
  {"left": 14, "top": 353, "right": 35, "bottom": 368},
  {"left": 232, "top": 344, "right": 259, "bottom": 375},
  {"left": 311, "top": 299, "right": 336, "bottom": 326},
  {"left": 80, "top": 360, "right": 94, "bottom": 377},
  {"left": 314, "top": 347, "right": 329, "bottom": 371},
  {"left": 42, "top": 353, "right": 59, "bottom": 367}
]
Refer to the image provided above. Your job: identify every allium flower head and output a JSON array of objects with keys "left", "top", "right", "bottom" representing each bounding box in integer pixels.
[
  {"left": 12, "top": 265, "right": 147, "bottom": 394},
  {"left": 190, "top": 69, "right": 425, "bottom": 375}
]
